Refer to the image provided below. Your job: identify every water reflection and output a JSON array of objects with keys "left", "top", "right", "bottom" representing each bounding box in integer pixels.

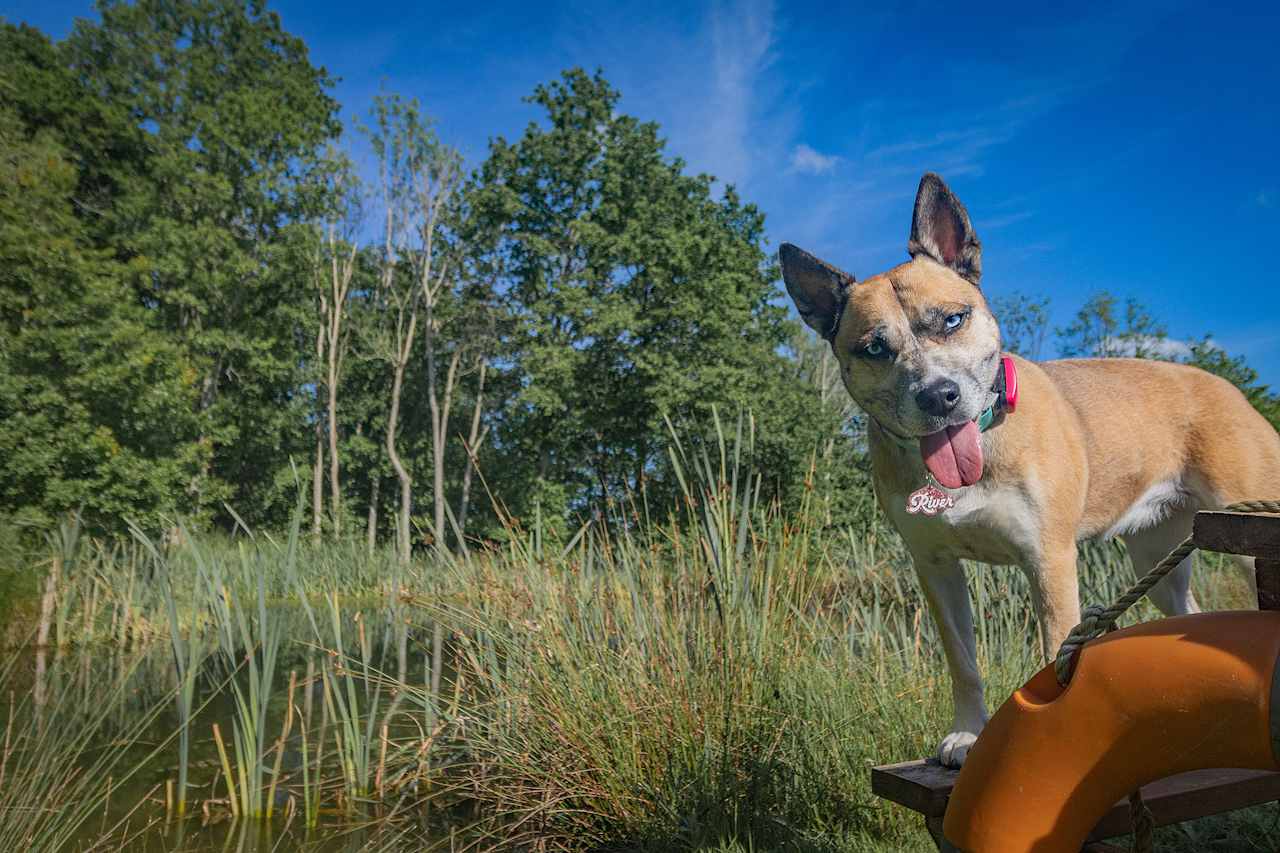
[{"left": 6, "top": 602, "right": 458, "bottom": 852}]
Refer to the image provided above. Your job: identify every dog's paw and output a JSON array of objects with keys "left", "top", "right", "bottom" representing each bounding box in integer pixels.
[{"left": 937, "top": 730, "right": 979, "bottom": 768}]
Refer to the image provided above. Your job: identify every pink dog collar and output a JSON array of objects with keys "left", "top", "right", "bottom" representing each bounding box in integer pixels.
[{"left": 1001, "top": 355, "right": 1018, "bottom": 412}]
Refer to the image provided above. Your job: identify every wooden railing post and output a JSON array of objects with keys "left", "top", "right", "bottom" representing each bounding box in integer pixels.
[
  {"left": 1192, "top": 511, "right": 1280, "bottom": 611},
  {"left": 1256, "top": 558, "right": 1280, "bottom": 611}
]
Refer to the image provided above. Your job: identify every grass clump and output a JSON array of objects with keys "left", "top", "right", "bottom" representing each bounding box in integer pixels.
[
  {"left": 0, "top": 646, "right": 174, "bottom": 852},
  {"left": 2, "top": 418, "right": 1266, "bottom": 851},
  {"left": 410, "top": 425, "right": 1018, "bottom": 851}
]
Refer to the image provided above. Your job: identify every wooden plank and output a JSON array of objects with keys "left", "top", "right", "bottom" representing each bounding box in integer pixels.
[
  {"left": 872, "top": 760, "right": 1280, "bottom": 841},
  {"left": 1086, "top": 768, "right": 1280, "bottom": 840},
  {"left": 1192, "top": 511, "right": 1280, "bottom": 560},
  {"left": 870, "top": 759, "right": 955, "bottom": 817},
  {"left": 1256, "top": 558, "right": 1280, "bottom": 611}
]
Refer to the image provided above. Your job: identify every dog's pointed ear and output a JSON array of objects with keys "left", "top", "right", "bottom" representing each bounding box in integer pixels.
[
  {"left": 779, "top": 243, "right": 853, "bottom": 340},
  {"left": 908, "top": 173, "right": 982, "bottom": 285}
]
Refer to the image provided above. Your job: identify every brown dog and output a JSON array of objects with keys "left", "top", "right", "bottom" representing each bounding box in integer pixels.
[{"left": 780, "top": 173, "right": 1280, "bottom": 766}]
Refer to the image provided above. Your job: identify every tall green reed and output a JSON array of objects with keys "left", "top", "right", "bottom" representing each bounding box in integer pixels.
[
  {"left": 8, "top": 424, "right": 1262, "bottom": 852},
  {"left": 0, "top": 640, "right": 177, "bottom": 852},
  {"left": 198, "top": 534, "right": 286, "bottom": 819}
]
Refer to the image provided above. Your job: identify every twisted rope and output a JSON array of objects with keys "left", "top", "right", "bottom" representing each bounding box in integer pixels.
[
  {"left": 1128, "top": 789, "right": 1154, "bottom": 853},
  {"left": 1053, "top": 499, "right": 1280, "bottom": 685}
]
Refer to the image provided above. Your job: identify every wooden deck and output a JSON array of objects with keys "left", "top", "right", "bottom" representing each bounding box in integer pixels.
[
  {"left": 872, "top": 760, "right": 1280, "bottom": 848},
  {"left": 872, "top": 509, "right": 1280, "bottom": 850}
]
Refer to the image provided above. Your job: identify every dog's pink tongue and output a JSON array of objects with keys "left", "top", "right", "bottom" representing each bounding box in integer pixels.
[{"left": 919, "top": 421, "right": 984, "bottom": 490}]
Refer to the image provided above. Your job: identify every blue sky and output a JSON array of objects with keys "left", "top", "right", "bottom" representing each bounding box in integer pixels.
[{"left": 8, "top": 0, "right": 1280, "bottom": 382}]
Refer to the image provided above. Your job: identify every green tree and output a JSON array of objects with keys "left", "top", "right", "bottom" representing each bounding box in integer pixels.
[
  {"left": 990, "top": 292, "right": 1050, "bottom": 359},
  {"left": 0, "top": 62, "right": 201, "bottom": 529},
  {"left": 0, "top": 23, "right": 151, "bottom": 251},
  {"left": 1056, "top": 292, "right": 1171, "bottom": 359},
  {"left": 466, "top": 69, "right": 846, "bottom": 524},
  {"left": 63, "top": 0, "right": 343, "bottom": 525}
]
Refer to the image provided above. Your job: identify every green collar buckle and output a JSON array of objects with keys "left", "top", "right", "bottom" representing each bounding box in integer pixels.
[{"left": 975, "top": 405, "right": 997, "bottom": 432}]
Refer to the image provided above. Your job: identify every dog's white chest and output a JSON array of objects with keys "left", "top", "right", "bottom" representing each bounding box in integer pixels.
[{"left": 884, "top": 477, "right": 1040, "bottom": 565}]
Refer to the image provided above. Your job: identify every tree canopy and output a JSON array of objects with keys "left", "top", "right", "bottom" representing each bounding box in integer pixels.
[{"left": 2, "top": 4, "right": 1275, "bottom": 542}]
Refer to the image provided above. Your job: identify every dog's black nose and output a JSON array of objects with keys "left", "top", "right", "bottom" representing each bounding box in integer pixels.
[{"left": 916, "top": 379, "right": 961, "bottom": 417}]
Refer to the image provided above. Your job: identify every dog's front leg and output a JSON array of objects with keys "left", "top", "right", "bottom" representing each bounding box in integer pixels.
[
  {"left": 1022, "top": 542, "right": 1083, "bottom": 662},
  {"left": 913, "top": 552, "right": 986, "bottom": 768}
]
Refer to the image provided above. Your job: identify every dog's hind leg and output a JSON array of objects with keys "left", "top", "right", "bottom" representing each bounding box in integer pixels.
[
  {"left": 1121, "top": 508, "right": 1201, "bottom": 616},
  {"left": 912, "top": 552, "right": 986, "bottom": 768}
]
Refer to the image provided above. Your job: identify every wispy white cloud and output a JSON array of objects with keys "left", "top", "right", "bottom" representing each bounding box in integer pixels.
[
  {"left": 979, "top": 210, "right": 1034, "bottom": 230},
  {"left": 1257, "top": 190, "right": 1275, "bottom": 208},
  {"left": 864, "top": 125, "right": 1015, "bottom": 161},
  {"left": 765, "top": 72, "right": 1080, "bottom": 268},
  {"left": 789, "top": 143, "right": 840, "bottom": 175},
  {"left": 1104, "top": 334, "right": 1193, "bottom": 360},
  {"left": 698, "top": 0, "right": 777, "bottom": 188},
  {"left": 1002, "top": 240, "right": 1059, "bottom": 263},
  {"left": 596, "top": 0, "right": 790, "bottom": 192},
  {"left": 860, "top": 88, "right": 1073, "bottom": 184}
]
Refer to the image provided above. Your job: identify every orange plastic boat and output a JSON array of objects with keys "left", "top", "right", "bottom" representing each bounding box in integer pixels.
[{"left": 943, "top": 611, "right": 1280, "bottom": 853}]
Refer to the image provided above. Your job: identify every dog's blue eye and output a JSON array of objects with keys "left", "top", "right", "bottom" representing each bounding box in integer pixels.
[
  {"left": 864, "top": 342, "right": 886, "bottom": 357},
  {"left": 944, "top": 313, "right": 965, "bottom": 331}
]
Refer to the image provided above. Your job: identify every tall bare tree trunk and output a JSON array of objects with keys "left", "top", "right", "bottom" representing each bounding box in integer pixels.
[
  {"left": 312, "top": 422, "right": 324, "bottom": 537},
  {"left": 188, "top": 355, "right": 223, "bottom": 507},
  {"left": 323, "top": 226, "right": 357, "bottom": 539},
  {"left": 366, "top": 476, "right": 380, "bottom": 555},
  {"left": 326, "top": 356, "right": 342, "bottom": 536},
  {"left": 414, "top": 165, "right": 458, "bottom": 552},
  {"left": 34, "top": 552, "right": 60, "bottom": 715},
  {"left": 386, "top": 308, "right": 418, "bottom": 565},
  {"left": 313, "top": 292, "right": 327, "bottom": 537},
  {"left": 387, "top": 379, "right": 411, "bottom": 563},
  {"left": 457, "top": 359, "right": 488, "bottom": 540},
  {"left": 426, "top": 345, "right": 459, "bottom": 549}
]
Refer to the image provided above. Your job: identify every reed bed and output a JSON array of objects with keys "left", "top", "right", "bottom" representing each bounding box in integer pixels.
[
  {"left": 0, "top": 425, "right": 1265, "bottom": 851},
  {"left": 0, "top": 642, "right": 177, "bottom": 852}
]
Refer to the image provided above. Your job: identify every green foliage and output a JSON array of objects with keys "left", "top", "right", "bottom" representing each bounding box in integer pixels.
[
  {"left": 466, "top": 69, "right": 850, "bottom": 523},
  {"left": 989, "top": 292, "right": 1051, "bottom": 359},
  {"left": 1056, "top": 291, "right": 1171, "bottom": 359},
  {"left": 62, "top": 0, "right": 343, "bottom": 525},
  {"left": 0, "top": 44, "right": 202, "bottom": 529}
]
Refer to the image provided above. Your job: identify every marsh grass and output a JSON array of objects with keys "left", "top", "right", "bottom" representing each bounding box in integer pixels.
[
  {"left": 317, "top": 592, "right": 387, "bottom": 812},
  {"left": 3, "top": 419, "right": 1269, "bottom": 851},
  {"left": 0, "top": 640, "right": 179, "bottom": 853},
  {"left": 392, "top": 418, "right": 1261, "bottom": 852}
]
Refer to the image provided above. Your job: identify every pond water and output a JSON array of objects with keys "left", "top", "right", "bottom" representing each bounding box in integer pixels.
[{"left": 8, "top": 602, "right": 466, "bottom": 852}]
